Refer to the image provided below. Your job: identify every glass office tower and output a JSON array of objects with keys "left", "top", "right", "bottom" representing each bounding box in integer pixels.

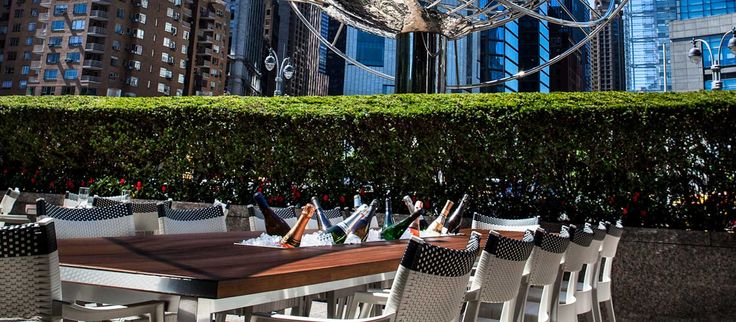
[{"left": 623, "top": 0, "right": 677, "bottom": 92}]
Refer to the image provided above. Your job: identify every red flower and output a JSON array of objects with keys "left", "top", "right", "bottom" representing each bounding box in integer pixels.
[
  {"left": 411, "top": 195, "right": 417, "bottom": 204},
  {"left": 88, "top": 177, "right": 95, "bottom": 185},
  {"left": 34, "top": 169, "right": 41, "bottom": 176},
  {"left": 622, "top": 207, "right": 629, "bottom": 216},
  {"left": 48, "top": 180, "right": 55, "bottom": 189},
  {"left": 277, "top": 195, "right": 285, "bottom": 203},
  {"left": 30, "top": 177, "right": 36, "bottom": 185},
  {"left": 640, "top": 210, "right": 647, "bottom": 217},
  {"left": 161, "top": 185, "right": 167, "bottom": 192},
  {"left": 66, "top": 179, "right": 74, "bottom": 190},
  {"left": 119, "top": 178, "right": 126, "bottom": 185},
  {"left": 424, "top": 199, "right": 431, "bottom": 209},
  {"left": 135, "top": 181, "right": 142, "bottom": 191},
  {"left": 293, "top": 190, "right": 301, "bottom": 200},
  {"left": 632, "top": 191, "right": 640, "bottom": 203},
  {"left": 268, "top": 196, "right": 274, "bottom": 204},
  {"left": 257, "top": 186, "right": 263, "bottom": 193},
  {"left": 359, "top": 187, "right": 366, "bottom": 197},
  {"left": 339, "top": 195, "right": 346, "bottom": 204},
  {"left": 322, "top": 194, "right": 329, "bottom": 202}
]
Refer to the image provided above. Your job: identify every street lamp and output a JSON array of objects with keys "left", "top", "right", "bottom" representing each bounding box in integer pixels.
[
  {"left": 688, "top": 27, "right": 736, "bottom": 91},
  {"left": 264, "top": 48, "right": 294, "bottom": 96}
]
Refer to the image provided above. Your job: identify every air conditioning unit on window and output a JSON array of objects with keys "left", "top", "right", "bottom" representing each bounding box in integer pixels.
[{"left": 167, "top": 57, "right": 175, "bottom": 64}]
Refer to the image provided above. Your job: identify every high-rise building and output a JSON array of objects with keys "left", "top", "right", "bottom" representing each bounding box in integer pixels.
[
  {"left": 590, "top": 0, "right": 626, "bottom": 91},
  {"left": 548, "top": 0, "right": 591, "bottom": 92},
  {"left": 226, "top": 0, "right": 264, "bottom": 96},
  {"left": 479, "top": 23, "right": 520, "bottom": 93},
  {"left": 623, "top": 0, "right": 677, "bottom": 92},
  {"left": 0, "top": 0, "right": 229, "bottom": 96},
  {"left": 518, "top": 4, "right": 551, "bottom": 93},
  {"left": 341, "top": 27, "right": 396, "bottom": 95}
]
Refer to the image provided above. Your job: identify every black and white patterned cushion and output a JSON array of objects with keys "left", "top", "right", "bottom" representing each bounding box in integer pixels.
[
  {"left": 1, "top": 188, "right": 20, "bottom": 215},
  {"left": 534, "top": 229, "right": 570, "bottom": 254},
  {"left": 0, "top": 221, "right": 57, "bottom": 258},
  {"left": 484, "top": 231, "right": 534, "bottom": 261},
  {"left": 474, "top": 213, "right": 539, "bottom": 226},
  {"left": 593, "top": 227, "right": 607, "bottom": 241},
  {"left": 157, "top": 204, "right": 224, "bottom": 221},
  {"left": 606, "top": 222, "right": 623, "bottom": 237},
  {"left": 569, "top": 225, "right": 594, "bottom": 247},
  {"left": 93, "top": 197, "right": 169, "bottom": 213},
  {"left": 401, "top": 233, "right": 480, "bottom": 277},
  {"left": 39, "top": 199, "right": 133, "bottom": 221},
  {"left": 247, "top": 205, "right": 296, "bottom": 219}
]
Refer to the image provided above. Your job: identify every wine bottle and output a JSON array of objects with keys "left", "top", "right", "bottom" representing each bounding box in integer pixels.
[
  {"left": 402, "top": 195, "right": 414, "bottom": 213},
  {"left": 254, "top": 192, "right": 291, "bottom": 236},
  {"left": 353, "top": 194, "right": 362, "bottom": 210},
  {"left": 323, "top": 204, "right": 369, "bottom": 244},
  {"left": 427, "top": 200, "right": 454, "bottom": 233},
  {"left": 442, "top": 194, "right": 469, "bottom": 234},
  {"left": 381, "top": 197, "right": 426, "bottom": 241},
  {"left": 348, "top": 199, "right": 379, "bottom": 241},
  {"left": 280, "top": 204, "right": 316, "bottom": 248},
  {"left": 416, "top": 201, "right": 429, "bottom": 230},
  {"left": 409, "top": 217, "right": 421, "bottom": 237},
  {"left": 383, "top": 195, "right": 395, "bottom": 229},
  {"left": 412, "top": 200, "right": 425, "bottom": 234},
  {"left": 311, "top": 196, "right": 333, "bottom": 231}
]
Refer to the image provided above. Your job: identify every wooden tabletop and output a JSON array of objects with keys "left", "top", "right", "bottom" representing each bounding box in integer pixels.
[{"left": 58, "top": 229, "right": 522, "bottom": 299}]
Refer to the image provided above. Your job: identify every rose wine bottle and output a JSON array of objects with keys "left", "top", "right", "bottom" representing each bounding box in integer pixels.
[
  {"left": 254, "top": 192, "right": 291, "bottom": 236},
  {"left": 280, "top": 204, "right": 316, "bottom": 248},
  {"left": 409, "top": 201, "right": 424, "bottom": 236},
  {"left": 348, "top": 199, "right": 379, "bottom": 241},
  {"left": 312, "top": 196, "right": 333, "bottom": 231},
  {"left": 323, "top": 204, "right": 369, "bottom": 244},
  {"left": 427, "top": 200, "right": 454, "bottom": 233},
  {"left": 381, "top": 196, "right": 426, "bottom": 241},
  {"left": 442, "top": 194, "right": 469, "bottom": 234},
  {"left": 383, "top": 195, "right": 395, "bottom": 229}
]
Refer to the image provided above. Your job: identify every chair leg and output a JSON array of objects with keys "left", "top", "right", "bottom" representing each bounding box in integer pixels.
[
  {"left": 592, "top": 298, "right": 602, "bottom": 322},
  {"left": 214, "top": 312, "right": 226, "bottom": 322},
  {"left": 326, "top": 291, "right": 337, "bottom": 318},
  {"left": 462, "top": 300, "right": 481, "bottom": 322},
  {"left": 604, "top": 300, "right": 616, "bottom": 322},
  {"left": 514, "top": 279, "right": 530, "bottom": 322}
]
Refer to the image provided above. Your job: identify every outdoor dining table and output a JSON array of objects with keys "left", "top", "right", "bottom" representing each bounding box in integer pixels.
[{"left": 58, "top": 229, "right": 523, "bottom": 322}]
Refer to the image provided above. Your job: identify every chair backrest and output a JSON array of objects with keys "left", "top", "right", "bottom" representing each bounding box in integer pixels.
[
  {"left": 385, "top": 233, "right": 481, "bottom": 322},
  {"left": 0, "top": 218, "right": 61, "bottom": 320},
  {"left": 63, "top": 191, "right": 91, "bottom": 208},
  {"left": 37, "top": 198, "right": 135, "bottom": 239},
  {"left": 93, "top": 197, "right": 172, "bottom": 233},
  {"left": 1, "top": 188, "right": 20, "bottom": 215},
  {"left": 527, "top": 229, "right": 570, "bottom": 286},
  {"left": 562, "top": 225, "right": 596, "bottom": 273},
  {"left": 214, "top": 199, "right": 230, "bottom": 217},
  {"left": 472, "top": 230, "right": 535, "bottom": 303},
  {"left": 246, "top": 205, "right": 297, "bottom": 232},
  {"left": 307, "top": 207, "right": 343, "bottom": 229},
  {"left": 472, "top": 213, "right": 540, "bottom": 232},
  {"left": 157, "top": 203, "right": 226, "bottom": 235},
  {"left": 600, "top": 223, "right": 623, "bottom": 259}
]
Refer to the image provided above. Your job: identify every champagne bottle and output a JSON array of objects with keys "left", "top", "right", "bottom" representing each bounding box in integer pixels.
[
  {"left": 254, "top": 192, "right": 291, "bottom": 236},
  {"left": 312, "top": 196, "right": 333, "bottom": 231},
  {"left": 383, "top": 195, "right": 395, "bottom": 229},
  {"left": 280, "top": 204, "right": 316, "bottom": 248},
  {"left": 323, "top": 204, "right": 369, "bottom": 244},
  {"left": 353, "top": 194, "right": 362, "bottom": 210},
  {"left": 416, "top": 201, "right": 429, "bottom": 230},
  {"left": 410, "top": 201, "right": 424, "bottom": 236},
  {"left": 348, "top": 199, "right": 379, "bottom": 241},
  {"left": 442, "top": 194, "right": 469, "bottom": 234},
  {"left": 427, "top": 200, "right": 454, "bottom": 233},
  {"left": 381, "top": 197, "right": 426, "bottom": 241}
]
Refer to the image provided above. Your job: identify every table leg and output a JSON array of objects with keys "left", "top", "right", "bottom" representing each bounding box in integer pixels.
[{"left": 178, "top": 296, "right": 213, "bottom": 322}]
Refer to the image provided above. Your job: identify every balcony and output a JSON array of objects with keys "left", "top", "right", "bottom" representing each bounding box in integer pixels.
[
  {"left": 196, "top": 60, "right": 211, "bottom": 68},
  {"left": 91, "top": 0, "right": 111, "bottom": 5},
  {"left": 85, "top": 43, "right": 106, "bottom": 53},
  {"left": 32, "top": 45, "right": 46, "bottom": 53},
  {"left": 89, "top": 10, "right": 109, "bottom": 20},
  {"left": 199, "top": 23, "right": 215, "bottom": 31},
  {"left": 40, "top": 0, "right": 52, "bottom": 8},
  {"left": 80, "top": 75, "right": 101, "bottom": 83},
  {"left": 38, "top": 13, "right": 49, "bottom": 21},
  {"left": 199, "top": 9, "right": 215, "bottom": 20},
  {"left": 82, "top": 60, "right": 103, "bottom": 69},
  {"left": 87, "top": 26, "right": 107, "bottom": 36},
  {"left": 35, "top": 30, "right": 48, "bottom": 39},
  {"left": 198, "top": 36, "right": 213, "bottom": 44},
  {"left": 196, "top": 48, "right": 213, "bottom": 56},
  {"left": 31, "top": 61, "right": 42, "bottom": 69},
  {"left": 28, "top": 77, "right": 40, "bottom": 84}
]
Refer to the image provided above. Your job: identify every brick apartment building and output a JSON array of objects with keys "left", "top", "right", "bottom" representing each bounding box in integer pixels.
[{"left": 0, "top": 0, "right": 229, "bottom": 96}]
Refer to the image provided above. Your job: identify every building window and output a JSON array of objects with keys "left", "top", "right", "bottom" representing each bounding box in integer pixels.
[
  {"left": 54, "top": 5, "right": 68, "bottom": 16},
  {"left": 23, "top": 51, "right": 31, "bottom": 60},
  {"left": 164, "top": 23, "right": 177, "bottom": 35},
  {"left": 157, "top": 83, "right": 170, "bottom": 94},
  {"left": 12, "top": 24, "right": 21, "bottom": 32},
  {"left": 64, "top": 69, "right": 78, "bottom": 80},
  {"left": 181, "top": 45, "right": 187, "bottom": 54},
  {"left": 61, "top": 86, "right": 75, "bottom": 95},
  {"left": 27, "top": 23, "right": 35, "bottom": 32},
  {"left": 5, "top": 67, "right": 14, "bottom": 74},
  {"left": 14, "top": 9, "right": 23, "bottom": 18},
  {"left": 126, "top": 76, "right": 139, "bottom": 87},
  {"left": 19, "top": 80, "right": 27, "bottom": 89},
  {"left": 159, "top": 67, "right": 172, "bottom": 79},
  {"left": 355, "top": 31, "right": 384, "bottom": 67},
  {"left": 128, "top": 60, "right": 141, "bottom": 70},
  {"left": 46, "top": 53, "right": 60, "bottom": 64},
  {"left": 109, "top": 72, "right": 119, "bottom": 80},
  {"left": 178, "top": 74, "right": 184, "bottom": 84},
  {"left": 73, "top": 3, "right": 87, "bottom": 15},
  {"left": 110, "top": 57, "right": 118, "bottom": 67},
  {"left": 6, "top": 52, "right": 16, "bottom": 61},
  {"left": 43, "top": 69, "right": 58, "bottom": 80},
  {"left": 1, "top": 80, "right": 12, "bottom": 88},
  {"left": 112, "top": 40, "right": 121, "bottom": 50},
  {"left": 21, "top": 65, "right": 30, "bottom": 75},
  {"left": 9, "top": 38, "right": 18, "bottom": 46},
  {"left": 134, "top": 29, "right": 144, "bottom": 39},
  {"left": 25, "top": 37, "right": 33, "bottom": 46},
  {"left": 49, "top": 37, "right": 62, "bottom": 47},
  {"left": 68, "top": 36, "right": 83, "bottom": 47},
  {"left": 114, "top": 23, "right": 123, "bottom": 34},
  {"left": 31, "top": 9, "right": 38, "bottom": 17},
  {"left": 80, "top": 87, "right": 97, "bottom": 95},
  {"left": 133, "top": 13, "right": 146, "bottom": 24},
  {"left": 71, "top": 20, "right": 85, "bottom": 30},
  {"left": 66, "top": 52, "right": 80, "bottom": 62},
  {"left": 51, "top": 20, "right": 65, "bottom": 31}
]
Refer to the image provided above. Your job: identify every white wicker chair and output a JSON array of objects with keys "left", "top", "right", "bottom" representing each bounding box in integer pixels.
[
  {"left": 569, "top": 225, "right": 608, "bottom": 322},
  {"left": 463, "top": 230, "right": 535, "bottom": 322},
  {"left": 157, "top": 203, "right": 227, "bottom": 235},
  {"left": 0, "top": 187, "right": 26, "bottom": 226},
  {"left": 593, "top": 223, "right": 623, "bottom": 322},
  {"left": 93, "top": 197, "right": 173, "bottom": 235},
  {"left": 36, "top": 198, "right": 136, "bottom": 239},
  {"left": 214, "top": 199, "right": 230, "bottom": 217},
  {"left": 62, "top": 191, "right": 94, "bottom": 208},
  {"left": 0, "top": 218, "right": 165, "bottom": 321},
  {"left": 472, "top": 213, "right": 540, "bottom": 232},
  {"left": 247, "top": 205, "right": 297, "bottom": 232},
  {"left": 252, "top": 233, "right": 481, "bottom": 322}
]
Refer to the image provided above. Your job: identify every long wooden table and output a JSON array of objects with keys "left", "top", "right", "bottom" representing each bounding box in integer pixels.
[{"left": 59, "top": 229, "right": 520, "bottom": 322}]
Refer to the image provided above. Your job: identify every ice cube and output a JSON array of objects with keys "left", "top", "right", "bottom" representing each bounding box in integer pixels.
[
  {"left": 420, "top": 230, "right": 441, "bottom": 238},
  {"left": 365, "top": 229, "right": 382, "bottom": 242},
  {"left": 344, "top": 233, "right": 363, "bottom": 244},
  {"left": 399, "top": 229, "right": 413, "bottom": 240}
]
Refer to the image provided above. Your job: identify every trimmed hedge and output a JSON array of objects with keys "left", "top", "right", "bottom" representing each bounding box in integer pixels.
[{"left": 1, "top": 92, "right": 735, "bottom": 230}]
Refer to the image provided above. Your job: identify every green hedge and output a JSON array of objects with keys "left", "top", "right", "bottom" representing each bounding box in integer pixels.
[{"left": 1, "top": 92, "right": 735, "bottom": 230}]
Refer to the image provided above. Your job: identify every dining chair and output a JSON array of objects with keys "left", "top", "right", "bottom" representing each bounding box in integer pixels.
[
  {"left": 569, "top": 224, "right": 608, "bottom": 322},
  {"left": 251, "top": 233, "right": 482, "bottom": 322},
  {"left": 63, "top": 191, "right": 96, "bottom": 208},
  {"left": 593, "top": 222, "right": 623, "bottom": 322},
  {"left": 36, "top": 198, "right": 136, "bottom": 239},
  {"left": 0, "top": 187, "right": 25, "bottom": 226},
  {"left": 157, "top": 203, "right": 227, "bottom": 235},
  {"left": 462, "top": 230, "right": 536, "bottom": 322},
  {"left": 472, "top": 213, "right": 540, "bottom": 232},
  {"left": 214, "top": 198, "right": 231, "bottom": 216},
  {"left": 0, "top": 218, "right": 165, "bottom": 322},
  {"left": 93, "top": 197, "right": 173, "bottom": 234},
  {"left": 247, "top": 205, "right": 297, "bottom": 232},
  {"left": 514, "top": 227, "right": 570, "bottom": 322}
]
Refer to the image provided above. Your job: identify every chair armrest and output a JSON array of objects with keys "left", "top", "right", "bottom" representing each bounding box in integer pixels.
[
  {"left": 464, "top": 288, "right": 480, "bottom": 301},
  {"left": 56, "top": 300, "right": 165, "bottom": 322},
  {"left": 251, "top": 312, "right": 394, "bottom": 322}
]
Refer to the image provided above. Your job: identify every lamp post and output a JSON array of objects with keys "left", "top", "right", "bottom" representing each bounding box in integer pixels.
[
  {"left": 688, "top": 27, "right": 736, "bottom": 91},
  {"left": 264, "top": 48, "right": 294, "bottom": 96}
]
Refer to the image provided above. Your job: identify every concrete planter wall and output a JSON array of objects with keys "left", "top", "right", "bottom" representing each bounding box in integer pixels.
[{"left": 9, "top": 192, "right": 736, "bottom": 320}]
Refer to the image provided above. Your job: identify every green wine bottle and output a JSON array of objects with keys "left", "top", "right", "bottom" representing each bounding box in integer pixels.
[
  {"left": 381, "top": 197, "right": 426, "bottom": 241},
  {"left": 349, "top": 199, "right": 379, "bottom": 241},
  {"left": 312, "top": 196, "right": 333, "bottom": 231},
  {"left": 323, "top": 204, "right": 368, "bottom": 244}
]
